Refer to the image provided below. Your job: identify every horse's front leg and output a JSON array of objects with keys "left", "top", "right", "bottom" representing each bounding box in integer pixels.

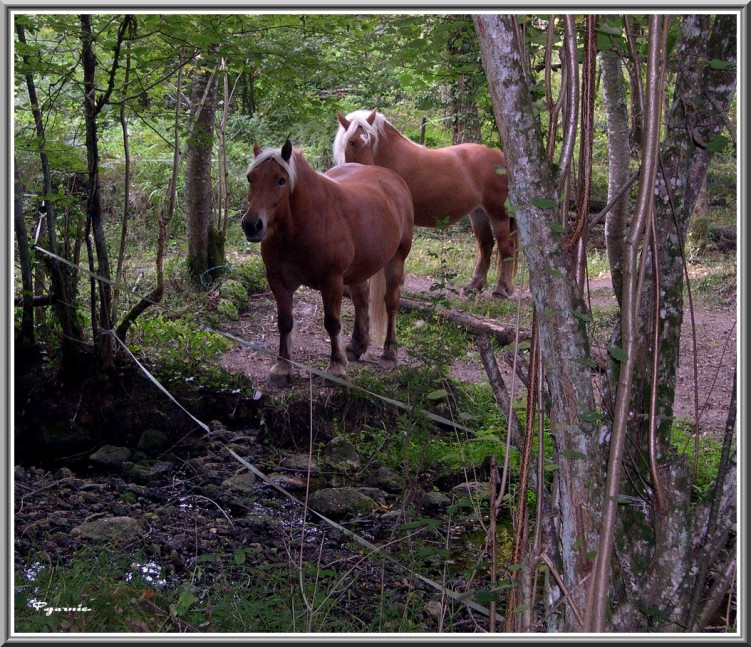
[
  {"left": 268, "top": 279, "right": 295, "bottom": 387},
  {"left": 320, "top": 278, "right": 348, "bottom": 381},
  {"left": 346, "top": 280, "right": 370, "bottom": 361}
]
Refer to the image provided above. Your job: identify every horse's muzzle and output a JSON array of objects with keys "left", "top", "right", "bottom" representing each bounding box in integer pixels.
[{"left": 242, "top": 217, "right": 265, "bottom": 243}]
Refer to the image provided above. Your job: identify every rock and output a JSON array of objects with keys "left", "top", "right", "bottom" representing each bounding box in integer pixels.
[
  {"left": 366, "top": 466, "right": 404, "bottom": 493},
  {"left": 308, "top": 487, "right": 379, "bottom": 520},
  {"left": 54, "top": 467, "right": 75, "bottom": 480},
  {"left": 268, "top": 472, "right": 325, "bottom": 491},
  {"left": 450, "top": 481, "right": 491, "bottom": 500},
  {"left": 221, "top": 472, "right": 257, "bottom": 493},
  {"left": 278, "top": 454, "right": 322, "bottom": 475},
  {"left": 137, "top": 429, "right": 169, "bottom": 454},
  {"left": 424, "top": 599, "right": 444, "bottom": 621},
  {"left": 125, "top": 461, "right": 174, "bottom": 486},
  {"left": 356, "top": 487, "right": 388, "bottom": 505},
  {"left": 322, "top": 436, "right": 361, "bottom": 473},
  {"left": 72, "top": 516, "right": 143, "bottom": 544},
  {"left": 90, "top": 445, "right": 132, "bottom": 468},
  {"left": 422, "top": 491, "right": 452, "bottom": 511}
]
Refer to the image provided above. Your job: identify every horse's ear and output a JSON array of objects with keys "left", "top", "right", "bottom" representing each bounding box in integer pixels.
[
  {"left": 253, "top": 142, "right": 262, "bottom": 157},
  {"left": 281, "top": 139, "right": 293, "bottom": 162},
  {"left": 337, "top": 112, "right": 350, "bottom": 130},
  {"left": 366, "top": 110, "right": 378, "bottom": 125}
]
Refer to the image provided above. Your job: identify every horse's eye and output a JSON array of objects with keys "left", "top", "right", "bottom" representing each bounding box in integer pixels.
[
  {"left": 349, "top": 140, "right": 356, "bottom": 147},
  {"left": 278, "top": 177, "right": 286, "bottom": 186}
]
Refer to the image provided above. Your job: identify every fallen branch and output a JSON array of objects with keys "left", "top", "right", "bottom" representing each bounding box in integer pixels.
[{"left": 399, "top": 296, "right": 531, "bottom": 347}]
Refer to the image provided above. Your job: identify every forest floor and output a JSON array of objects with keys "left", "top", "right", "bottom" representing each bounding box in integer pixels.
[
  {"left": 220, "top": 268, "right": 737, "bottom": 441},
  {"left": 13, "top": 260, "right": 737, "bottom": 633}
]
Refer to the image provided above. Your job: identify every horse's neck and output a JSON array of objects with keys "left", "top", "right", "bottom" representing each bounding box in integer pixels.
[
  {"left": 379, "top": 123, "right": 421, "bottom": 168},
  {"left": 289, "top": 154, "right": 326, "bottom": 212}
]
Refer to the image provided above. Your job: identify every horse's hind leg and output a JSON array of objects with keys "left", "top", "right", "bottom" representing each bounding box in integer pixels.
[
  {"left": 488, "top": 211, "right": 517, "bottom": 298},
  {"left": 346, "top": 280, "right": 370, "bottom": 361},
  {"left": 466, "top": 207, "right": 494, "bottom": 292},
  {"left": 380, "top": 255, "right": 406, "bottom": 370}
]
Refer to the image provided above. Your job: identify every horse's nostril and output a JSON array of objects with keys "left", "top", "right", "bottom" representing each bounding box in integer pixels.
[{"left": 242, "top": 217, "right": 264, "bottom": 241}]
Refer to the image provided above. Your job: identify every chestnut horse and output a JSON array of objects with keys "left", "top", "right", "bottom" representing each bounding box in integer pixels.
[
  {"left": 241, "top": 140, "right": 414, "bottom": 387},
  {"left": 334, "top": 110, "right": 518, "bottom": 298}
]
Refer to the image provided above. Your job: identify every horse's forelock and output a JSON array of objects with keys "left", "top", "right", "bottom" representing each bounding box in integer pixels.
[
  {"left": 247, "top": 147, "right": 297, "bottom": 192},
  {"left": 333, "top": 110, "right": 386, "bottom": 165}
]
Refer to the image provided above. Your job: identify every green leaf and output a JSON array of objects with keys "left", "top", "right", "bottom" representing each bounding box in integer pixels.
[
  {"left": 706, "top": 135, "right": 730, "bottom": 153},
  {"left": 561, "top": 448, "right": 587, "bottom": 460},
  {"left": 708, "top": 59, "right": 736, "bottom": 70},
  {"left": 573, "top": 357, "right": 598, "bottom": 369},
  {"left": 426, "top": 389, "right": 448, "bottom": 401},
  {"left": 474, "top": 589, "right": 503, "bottom": 603},
  {"left": 548, "top": 221, "right": 565, "bottom": 234},
  {"left": 578, "top": 410, "right": 603, "bottom": 423},
  {"left": 399, "top": 518, "right": 441, "bottom": 531},
  {"left": 514, "top": 603, "right": 531, "bottom": 614},
  {"left": 597, "top": 32, "right": 613, "bottom": 50},
  {"left": 174, "top": 590, "right": 196, "bottom": 617},
  {"left": 495, "top": 165, "right": 507, "bottom": 175},
  {"left": 572, "top": 309, "right": 593, "bottom": 322},
  {"left": 507, "top": 562, "right": 524, "bottom": 572},
  {"left": 544, "top": 463, "right": 561, "bottom": 472},
  {"left": 548, "top": 267, "right": 566, "bottom": 279},
  {"left": 505, "top": 198, "right": 523, "bottom": 213},
  {"left": 608, "top": 345, "right": 628, "bottom": 363},
  {"left": 531, "top": 197, "right": 558, "bottom": 209},
  {"left": 597, "top": 22, "right": 623, "bottom": 36},
  {"left": 233, "top": 549, "right": 246, "bottom": 566}
]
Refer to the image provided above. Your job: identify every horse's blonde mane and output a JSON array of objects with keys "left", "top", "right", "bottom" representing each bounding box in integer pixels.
[
  {"left": 247, "top": 146, "right": 299, "bottom": 192},
  {"left": 332, "top": 109, "right": 388, "bottom": 166}
]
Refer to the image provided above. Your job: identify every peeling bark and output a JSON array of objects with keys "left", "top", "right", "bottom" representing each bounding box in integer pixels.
[
  {"left": 599, "top": 50, "right": 631, "bottom": 307},
  {"left": 475, "top": 14, "right": 600, "bottom": 629}
]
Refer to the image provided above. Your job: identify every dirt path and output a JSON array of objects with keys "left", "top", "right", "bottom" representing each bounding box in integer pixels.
[{"left": 220, "top": 272, "right": 737, "bottom": 440}]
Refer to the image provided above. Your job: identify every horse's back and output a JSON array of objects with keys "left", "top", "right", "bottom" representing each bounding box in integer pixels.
[
  {"left": 321, "top": 163, "right": 413, "bottom": 284},
  {"left": 324, "top": 163, "right": 413, "bottom": 224}
]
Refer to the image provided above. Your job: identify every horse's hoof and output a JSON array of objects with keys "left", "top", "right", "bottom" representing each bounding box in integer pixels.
[
  {"left": 323, "top": 363, "right": 347, "bottom": 385},
  {"left": 346, "top": 345, "right": 365, "bottom": 362},
  {"left": 379, "top": 353, "right": 397, "bottom": 371},
  {"left": 463, "top": 279, "right": 485, "bottom": 294},
  {"left": 491, "top": 285, "right": 512, "bottom": 299},
  {"left": 268, "top": 370, "right": 292, "bottom": 388}
]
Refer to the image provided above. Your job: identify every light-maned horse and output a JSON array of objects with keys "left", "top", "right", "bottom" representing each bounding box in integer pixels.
[
  {"left": 241, "top": 140, "right": 414, "bottom": 387},
  {"left": 334, "top": 110, "right": 518, "bottom": 298}
]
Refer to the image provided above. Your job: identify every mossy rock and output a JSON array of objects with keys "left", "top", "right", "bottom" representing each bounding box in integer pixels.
[
  {"left": 217, "top": 298, "right": 240, "bottom": 321},
  {"left": 219, "top": 279, "right": 248, "bottom": 309}
]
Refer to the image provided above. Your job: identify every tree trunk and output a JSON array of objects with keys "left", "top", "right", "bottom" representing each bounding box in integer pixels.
[
  {"left": 17, "top": 22, "right": 85, "bottom": 368},
  {"left": 14, "top": 160, "right": 35, "bottom": 348},
  {"left": 475, "top": 13, "right": 737, "bottom": 633},
  {"left": 612, "top": 14, "right": 737, "bottom": 631},
  {"left": 447, "top": 17, "right": 482, "bottom": 144},
  {"left": 475, "top": 14, "right": 601, "bottom": 630},
  {"left": 599, "top": 49, "right": 631, "bottom": 307},
  {"left": 185, "top": 58, "right": 219, "bottom": 284},
  {"left": 80, "top": 14, "right": 128, "bottom": 369}
]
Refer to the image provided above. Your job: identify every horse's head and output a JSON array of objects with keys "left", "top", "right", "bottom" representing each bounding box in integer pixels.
[
  {"left": 242, "top": 140, "right": 296, "bottom": 243},
  {"left": 333, "top": 109, "right": 382, "bottom": 166}
]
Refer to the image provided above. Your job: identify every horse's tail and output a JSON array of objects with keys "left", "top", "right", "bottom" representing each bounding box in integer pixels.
[{"left": 368, "top": 269, "right": 388, "bottom": 347}]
